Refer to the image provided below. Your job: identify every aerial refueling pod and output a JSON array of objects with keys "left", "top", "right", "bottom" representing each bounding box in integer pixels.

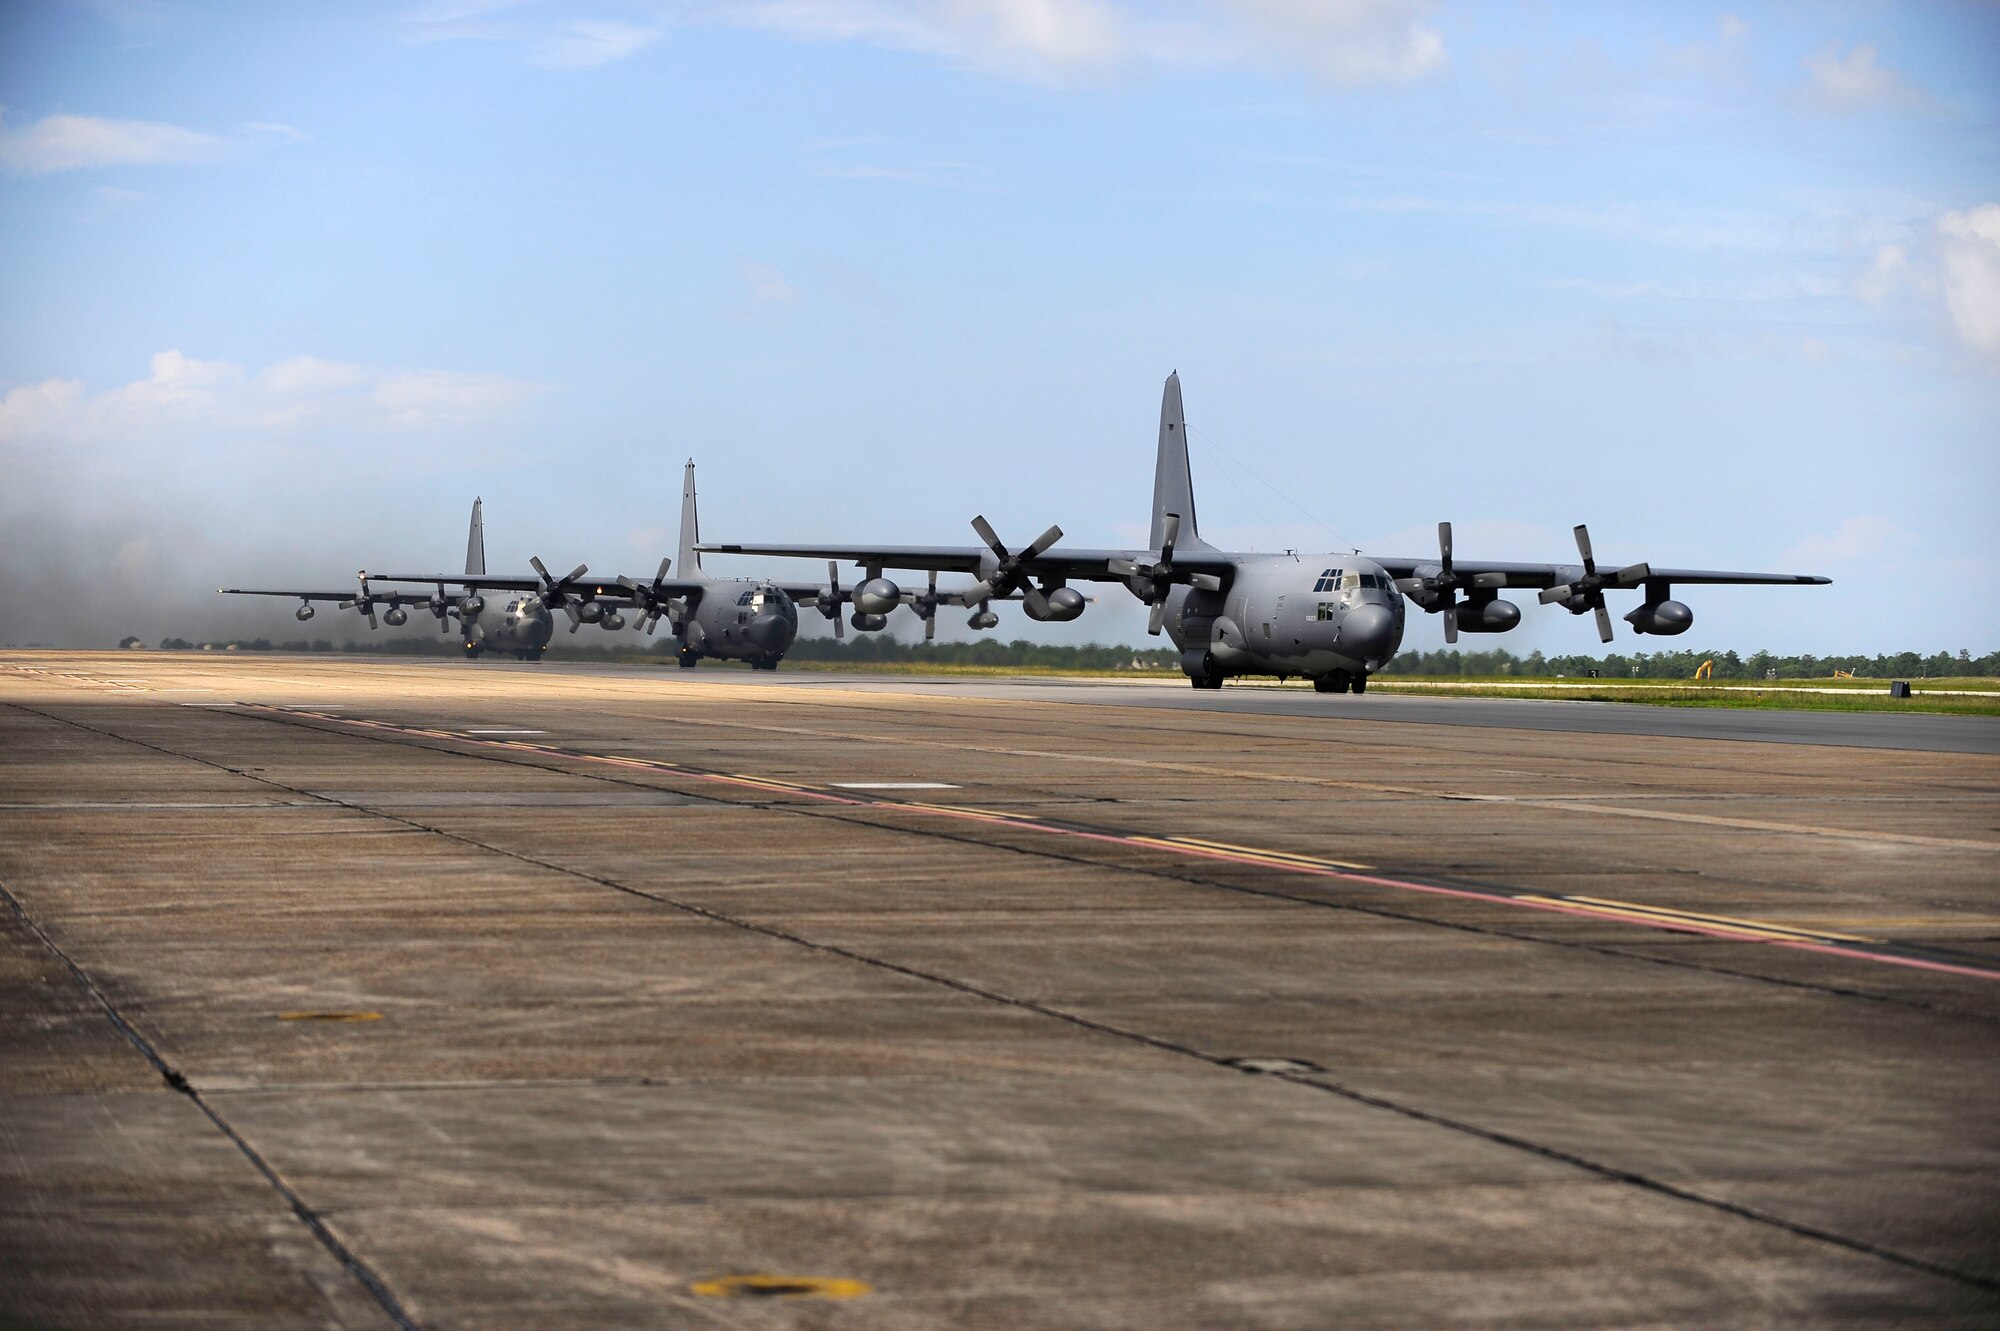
[
  {"left": 966, "top": 605, "right": 999, "bottom": 630},
  {"left": 576, "top": 601, "right": 605, "bottom": 625},
  {"left": 383, "top": 606, "right": 409, "bottom": 626},
  {"left": 850, "top": 611, "right": 889, "bottom": 632},
  {"left": 1625, "top": 599, "right": 1693, "bottom": 636},
  {"left": 295, "top": 604, "right": 315, "bottom": 621},
  {"left": 1023, "top": 587, "right": 1085, "bottom": 622},
  {"left": 1452, "top": 598, "right": 1521, "bottom": 633},
  {"left": 852, "top": 577, "right": 902, "bottom": 616},
  {"left": 600, "top": 608, "right": 626, "bottom": 631}
]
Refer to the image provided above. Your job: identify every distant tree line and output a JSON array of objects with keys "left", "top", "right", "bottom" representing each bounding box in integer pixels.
[
  {"left": 146, "top": 636, "right": 1995, "bottom": 678},
  {"left": 1377, "top": 647, "right": 1995, "bottom": 679}
]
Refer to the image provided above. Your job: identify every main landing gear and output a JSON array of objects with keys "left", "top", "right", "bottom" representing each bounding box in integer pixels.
[
  {"left": 678, "top": 647, "right": 700, "bottom": 669},
  {"left": 1188, "top": 652, "right": 1225, "bottom": 690},
  {"left": 1313, "top": 672, "right": 1367, "bottom": 694}
]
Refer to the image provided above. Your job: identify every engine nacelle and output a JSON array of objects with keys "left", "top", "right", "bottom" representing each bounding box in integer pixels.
[
  {"left": 600, "top": 609, "right": 626, "bottom": 631},
  {"left": 577, "top": 601, "right": 604, "bottom": 625},
  {"left": 1625, "top": 599, "right": 1693, "bottom": 636},
  {"left": 852, "top": 577, "right": 902, "bottom": 616},
  {"left": 849, "top": 611, "right": 889, "bottom": 632},
  {"left": 1455, "top": 598, "right": 1521, "bottom": 633},
  {"left": 967, "top": 607, "right": 999, "bottom": 630},
  {"left": 460, "top": 595, "right": 484, "bottom": 617},
  {"left": 383, "top": 606, "right": 409, "bottom": 626},
  {"left": 295, "top": 605, "right": 316, "bottom": 621},
  {"left": 1024, "top": 587, "right": 1085, "bottom": 622}
]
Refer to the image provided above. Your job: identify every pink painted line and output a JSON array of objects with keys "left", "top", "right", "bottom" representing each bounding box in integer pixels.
[{"left": 251, "top": 706, "right": 2000, "bottom": 985}]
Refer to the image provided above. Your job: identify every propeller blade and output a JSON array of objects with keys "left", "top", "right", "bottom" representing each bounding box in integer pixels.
[
  {"left": 1147, "top": 598, "right": 1167, "bottom": 636},
  {"left": 1106, "top": 557, "right": 1140, "bottom": 577},
  {"left": 655, "top": 556, "right": 672, "bottom": 584},
  {"left": 1539, "top": 584, "right": 1574, "bottom": 606},
  {"left": 1472, "top": 571, "right": 1508, "bottom": 589},
  {"left": 1614, "top": 561, "right": 1651, "bottom": 587},
  {"left": 1189, "top": 573, "right": 1224, "bottom": 592},
  {"left": 971, "top": 515, "right": 1007, "bottom": 559},
  {"left": 1393, "top": 577, "right": 1428, "bottom": 596},
  {"left": 563, "top": 602, "right": 581, "bottom": 627},
  {"left": 564, "top": 563, "right": 588, "bottom": 585},
  {"left": 1572, "top": 524, "right": 1596, "bottom": 572},
  {"left": 1443, "top": 600, "right": 1459, "bottom": 644},
  {"left": 363, "top": 608, "right": 377, "bottom": 629},
  {"left": 1022, "top": 523, "right": 1064, "bottom": 560},
  {"left": 1021, "top": 585, "right": 1051, "bottom": 618},
  {"left": 826, "top": 560, "right": 840, "bottom": 595},
  {"left": 530, "top": 555, "right": 553, "bottom": 583},
  {"left": 1438, "top": 520, "right": 1453, "bottom": 571},
  {"left": 1593, "top": 602, "right": 1615, "bottom": 643},
  {"left": 1158, "top": 512, "right": 1180, "bottom": 562}
]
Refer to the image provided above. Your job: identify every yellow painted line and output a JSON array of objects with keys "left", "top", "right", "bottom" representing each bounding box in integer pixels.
[
  {"left": 1561, "top": 894, "right": 1880, "bottom": 943},
  {"left": 276, "top": 1011, "right": 382, "bottom": 1022},
  {"left": 1162, "top": 835, "right": 1374, "bottom": 871},
  {"left": 914, "top": 803, "right": 1033, "bottom": 822},
  {"left": 688, "top": 1274, "right": 871, "bottom": 1300}
]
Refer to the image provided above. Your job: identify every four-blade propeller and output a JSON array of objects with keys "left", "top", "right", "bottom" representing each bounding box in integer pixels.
[
  {"left": 962, "top": 515, "right": 1064, "bottom": 617},
  {"left": 616, "top": 557, "right": 676, "bottom": 634},
  {"left": 1108, "top": 512, "right": 1182, "bottom": 636},
  {"left": 530, "top": 556, "right": 592, "bottom": 632},
  {"left": 339, "top": 571, "right": 379, "bottom": 630},
  {"left": 816, "top": 561, "right": 846, "bottom": 639},
  {"left": 1537, "top": 524, "right": 1650, "bottom": 643}
]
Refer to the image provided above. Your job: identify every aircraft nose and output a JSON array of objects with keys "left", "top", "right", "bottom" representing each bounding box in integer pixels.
[
  {"left": 1339, "top": 603, "right": 1399, "bottom": 666},
  {"left": 745, "top": 613, "right": 794, "bottom": 652}
]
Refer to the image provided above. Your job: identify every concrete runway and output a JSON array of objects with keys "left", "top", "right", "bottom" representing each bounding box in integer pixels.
[{"left": 4, "top": 651, "right": 1998, "bottom": 1329}]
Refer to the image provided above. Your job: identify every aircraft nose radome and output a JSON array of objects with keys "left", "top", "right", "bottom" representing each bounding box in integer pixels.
[
  {"left": 745, "top": 613, "right": 794, "bottom": 651},
  {"left": 1340, "top": 604, "right": 1397, "bottom": 658}
]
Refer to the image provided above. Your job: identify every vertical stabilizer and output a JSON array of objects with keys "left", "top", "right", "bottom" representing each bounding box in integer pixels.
[
  {"left": 464, "top": 498, "right": 486, "bottom": 576},
  {"left": 678, "top": 460, "right": 703, "bottom": 576},
  {"left": 1152, "top": 372, "right": 1209, "bottom": 550}
]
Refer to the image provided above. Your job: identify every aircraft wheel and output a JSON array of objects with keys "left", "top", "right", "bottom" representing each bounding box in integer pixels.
[
  {"left": 678, "top": 651, "right": 699, "bottom": 669},
  {"left": 1352, "top": 675, "right": 1368, "bottom": 694},
  {"left": 1314, "top": 673, "right": 1352, "bottom": 694}
]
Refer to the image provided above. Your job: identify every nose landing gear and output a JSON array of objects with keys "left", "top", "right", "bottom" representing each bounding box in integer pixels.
[{"left": 1313, "top": 671, "right": 1368, "bottom": 694}]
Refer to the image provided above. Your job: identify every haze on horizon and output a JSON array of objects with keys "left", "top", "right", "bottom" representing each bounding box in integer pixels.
[{"left": 3, "top": 2, "right": 1996, "bottom": 655}]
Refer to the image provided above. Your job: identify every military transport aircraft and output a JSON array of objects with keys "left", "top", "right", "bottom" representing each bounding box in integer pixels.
[
  {"left": 701, "top": 373, "right": 1831, "bottom": 692},
  {"left": 220, "top": 498, "right": 576, "bottom": 660},
  {"left": 222, "top": 463, "right": 1000, "bottom": 667}
]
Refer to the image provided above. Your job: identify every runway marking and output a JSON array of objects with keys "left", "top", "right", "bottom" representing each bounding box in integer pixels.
[
  {"left": 832, "top": 781, "right": 960, "bottom": 789},
  {"left": 229, "top": 703, "right": 2000, "bottom": 985},
  {"left": 689, "top": 1274, "right": 871, "bottom": 1300},
  {"left": 276, "top": 1010, "right": 381, "bottom": 1022},
  {"left": 462, "top": 728, "right": 544, "bottom": 734}
]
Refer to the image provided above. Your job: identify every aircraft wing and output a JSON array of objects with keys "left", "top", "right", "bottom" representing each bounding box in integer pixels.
[
  {"left": 700, "top": 542, "right": 1237, "bottom": 585},
  {"left": 220, "top": 586, "right": 385, "bottom": 601},
  {"left": 1370, "top": 558, "right": 1830, "bottom": 589}
]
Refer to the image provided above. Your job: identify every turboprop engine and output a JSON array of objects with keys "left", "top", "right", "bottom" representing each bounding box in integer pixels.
[
  {"left": 852, "top": 577, "right": 902, "bottom": 616},
  {"left": 1022, "top": 587, "right": 1085, "bottom": 623},
  {"left": 1624, "top": 599, "right": 1693, "bottom": 636}
]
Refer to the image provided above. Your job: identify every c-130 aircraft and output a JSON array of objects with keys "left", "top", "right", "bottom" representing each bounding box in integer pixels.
[
  {"left": 704, "top": 373, "right": 1831, "bottom": 692},
  {"left": 220, "top": 462, "right": 1016, "bottom": 666}
]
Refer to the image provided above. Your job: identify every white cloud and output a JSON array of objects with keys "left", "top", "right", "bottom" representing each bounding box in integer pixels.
[
  {"left": 534, "top": 19, "right": 663, "bottom": 67},
  {"left": 243, "top": 121, "right": 311, "bottom": 142},
  {"left": 1854, "top": 242, "right": 1919, "bottom": 306},
  {"left": 1220, "top": 0, "right": 1445, "bottom": 86},
  {"left": 0, "top": 108, "right": 221, "bottom": 173},
  {"left": 1938, "top": 205, "right": 2000, "bottom": 363},
  {"left": 727, "top": 0, "right": 1128, "bottom": 77},
  {"left": 1801, "top": 43, "right": 1918, "bottom": 112},
  {"left": 742, "top": 262, "right": 799, "bottom": 305},
  {"left": 0, "top": 351, "right": 547, "bottom": 451},
  {"left": 1775, "top": 516, "right": 1918, "bottom": 569}
]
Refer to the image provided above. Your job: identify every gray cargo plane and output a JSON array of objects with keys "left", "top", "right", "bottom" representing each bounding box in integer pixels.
[
  {"left": 223, "top": 463, "right": 992, "bottom": 667},
  {"left": 703, "top": 373, "right": 1831, "bottom": 691},
  {"left": 221, "top": 498, "right": 571, "bottom": 660}
]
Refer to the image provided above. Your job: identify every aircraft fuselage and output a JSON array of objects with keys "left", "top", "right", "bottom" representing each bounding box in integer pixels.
[{"left": 1164, "top": 553, "right": 1405, "bottom": 689}]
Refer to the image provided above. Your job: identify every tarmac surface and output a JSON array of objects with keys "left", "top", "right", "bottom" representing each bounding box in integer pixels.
[{"left": 3, "top": 651, "right": 1998, "bottom": 1329}]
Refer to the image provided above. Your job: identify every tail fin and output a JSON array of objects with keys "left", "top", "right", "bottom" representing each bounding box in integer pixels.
[
  {"left": 1152, "top": 372, "right": 1210, "bottom": 550},
  {"left": 464, "top": 498, "right": 486, "bottom": 576},
  {"left": 678, "top": 460, "right": 703, "bottom": 576}
]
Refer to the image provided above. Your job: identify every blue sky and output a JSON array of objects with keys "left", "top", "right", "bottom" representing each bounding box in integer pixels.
[{"left": 2, "top": 1, "right": 1996, "bottom": 653}]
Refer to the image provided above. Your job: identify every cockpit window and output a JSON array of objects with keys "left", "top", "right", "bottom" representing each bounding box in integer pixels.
[{"left": 1312, "top": 568, "right": 1342, "bottom": 593}]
